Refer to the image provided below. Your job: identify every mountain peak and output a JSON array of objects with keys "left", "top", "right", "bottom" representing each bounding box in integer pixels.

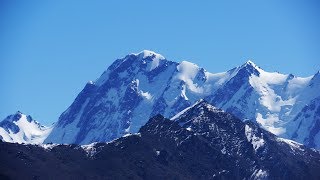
[
  {"left": 129, "top": 50, "right": 167, "bottom": 71},
  {"left": 193, "top": 99, "right": 218, "bottom": 110},
  {"left": 2, "top": 112, "right": 37, "bottom": 124},
  {"left": 236, "top": 60, "right": 261, "bottom": 76},
  {"left": 310, "top": 70, "right": 320, "bottom": 84},
  {"left": 134, "top": 50, "right": 165, "bottom": 60},
  {"left": 170, "top": 99, "right": 222, "bottom": 121},
  {"left": 244, "top": 60, "right": 256, "bottom": 66},
  {"left": 241, "top": 60, "right": 259, "bottom": 69},
  {"left": 4, "top": 111, "right": 24, "bottom": 122}
]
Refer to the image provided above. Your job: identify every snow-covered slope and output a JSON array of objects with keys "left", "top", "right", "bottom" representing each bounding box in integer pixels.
[
  {"left": 208, "top": 61, "right": 316, "bottom": 136},
  {"left": 45, "top": 50, "right": 319, "bottom": 147},
  {"left": 0, "top": 112, "right": 52, "bottom": 144},
  {"left": 287, "top": 95, "right": 320, "bottom": 148}
]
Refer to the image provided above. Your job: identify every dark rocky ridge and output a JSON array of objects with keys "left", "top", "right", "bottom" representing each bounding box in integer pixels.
[{"left": 1, "top": 101, "right": 320, "bottom": 179}]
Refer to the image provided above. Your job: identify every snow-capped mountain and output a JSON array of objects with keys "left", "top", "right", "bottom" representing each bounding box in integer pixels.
[
  {"left": 2, "top": 101, "right": 320, "bottom": 179},
  {"left": 45, "top": 50, "right": 320, "bottom": 147},
  {"left": 0, "top": 112, "right": 52, "bottom": 144}
]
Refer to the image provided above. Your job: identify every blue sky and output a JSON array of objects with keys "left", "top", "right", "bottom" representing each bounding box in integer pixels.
[{"left": 1, "top": 0, "right": 319, "bottom": 125}]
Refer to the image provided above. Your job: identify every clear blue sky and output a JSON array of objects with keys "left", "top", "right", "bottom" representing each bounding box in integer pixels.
[{"left": 1, "top": 0, "right": 319, "bottom": 125}]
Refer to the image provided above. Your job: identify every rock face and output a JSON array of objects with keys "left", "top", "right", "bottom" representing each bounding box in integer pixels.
[
  {"left": 0, "top": 112, "right": 52, "bottom": 144},
  {"left": 45, "top": 50, "right": 320, "bottom": 147},
  {"left": 1, "top": 101, "right": 320, "bottom": 179}
]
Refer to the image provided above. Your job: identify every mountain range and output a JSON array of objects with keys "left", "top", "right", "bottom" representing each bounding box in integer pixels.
[
  {"left": 1, "top": 51, "right": 320, "bottom": 179},
  {"left": 26, "top": 50, "right": 319, "bottom": 148},
  {"left": 1, "top": 100, "right": 320, "bottom": 179}
]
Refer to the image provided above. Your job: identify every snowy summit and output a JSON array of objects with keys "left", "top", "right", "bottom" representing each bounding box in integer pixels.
[{"left": 0, "top": 111, "right": 52, "bottom": 144}]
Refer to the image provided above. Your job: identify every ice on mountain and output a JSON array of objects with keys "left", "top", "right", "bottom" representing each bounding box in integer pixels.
[
  {"left": 277, "top": 137, "right": 304, "bottom": 151},
  {"left": 245, "top": 124, "right": 265, "bottom": 152},
  {"left": 251, "top": 169, "right": 268, "bottom": 180},
  {"left": 81, "top": 142, "right": 98, "bottom": 156},
  {"left": 40, "top": 143, "right": 59, "bottom": 150}
]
